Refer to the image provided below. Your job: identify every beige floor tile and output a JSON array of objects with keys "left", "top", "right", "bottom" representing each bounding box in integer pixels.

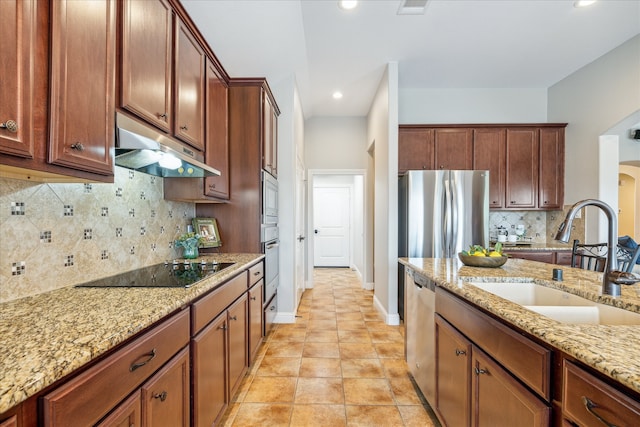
[
  {"left": 341, "top": 359, "right": 385, "bottom": 378},
  {"left": 303, "top": 342, "right": 341, "bottom": 358},
  {"left": 271, "top": 328, "right": 307, "bottom": 342},
  {"left": 338, "top": 329, "right": 372, "bottom": 343},
  {"left": 290, "top": 404, "right": 347, "bottom": 427},
  {"left": 345, "top": 405, "right": 405, "bottom": 427},
  {"left": 343, "top": 378, "right": 395, "bottom": 405},
  {"left": 256, "top": 357, "right": 302, "bottom": 377},
  {"left": 369, "top": 329, "right": 404, "bottom": 343},
  {"left": 294, "top": 377, "right": 345, "bottom": 404},
  {"left": 309, "top": 311, "right": 337, "bottom": 320},
  {"left": 381, "top": 358, "right": 411, "bottom": 379},
  {"left": 336, "top": 312, "right": 363, "bottom": 321},
  {"left": 374, "top": 342, "right": 405, "bottom": 359},
  {"left": 219, "top": 402, "right": 241, "bottom": 427},
  {"left": 231, "top": 403, "right": 292, "bottom": 426},
  {"left": 265, "top": 341, "right": 305, "bottom": 358},
  {"left": 397, "top": 405, "right": 437, "bottom": 427},
  {"left": 305, "top": 329, "right": 339, "bottom": 343},
  {"left": 299, "top": 357, "right": 343, "bottom": 378},
  {"left": 244, "top": 377, "right": 298, "bottom": 403},
  {"left": 307, "top": 318, "right": 338, "bottom": 330},
  {"left": 337, "top": 320, "right": 368, "bottom": 330},
  {"left": 389, "top": 377, "right": 424, "bottom": 405},
  {"left": 339, "top": 342, "right": 378, "bottom": 359}
]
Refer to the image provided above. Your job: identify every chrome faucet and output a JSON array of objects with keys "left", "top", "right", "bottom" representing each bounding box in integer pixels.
[{"left": 555, "top": 199, "right": 640, "bottom": 297}]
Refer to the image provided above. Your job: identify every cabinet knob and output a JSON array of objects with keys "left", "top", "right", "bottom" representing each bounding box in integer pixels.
[
  {"left": 153, "top": 391, "right": 168, "bottom": 402},
  {"left": 230, "top": 315, "right": 237, "bottom": 321},
  {"left": 455, "top": 349, "right": 466, "bottom": 356},
  {"left": 510, "top": 201, "right": 516, "bottom": 204},
  {"left": 0, "top": 120, "right": 18, "bottom": 132},
  {"left": 474, "top": 367, "right": 487, "bottom": 375},
  {"left": 209, "top": 184, "right": 216, "bottom": 189},
  {"left": 251, "top": 296, "right": 257, "bottom": 301},
  {"left": 218, "top": 324, "right": 227, "bottom": 331},
  {"left": 70, "top": 142, "right": 85, "bottom": 151},
  {"left": 180, "top": 125, "right": 188, "bottom": 131},
  {"left": 157, "top": 113, "right": 167, "bottom": 119}
]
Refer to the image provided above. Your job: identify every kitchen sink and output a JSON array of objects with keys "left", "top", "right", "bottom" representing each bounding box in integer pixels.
[{"left": 468, "top": 281, "right": 640, "bottom": 325}]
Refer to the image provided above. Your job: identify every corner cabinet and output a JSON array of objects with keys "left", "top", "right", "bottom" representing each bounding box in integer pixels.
[
  {"left": 262, "top": 90, "right": 278, "bottom": 178},
  {"left": 398, "top": 124, "right": 566, "bottom": 210}
]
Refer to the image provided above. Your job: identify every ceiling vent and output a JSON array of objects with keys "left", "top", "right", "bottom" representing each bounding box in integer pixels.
[{"left": 397, "top": 0, "right": 429, "bottom": 15}]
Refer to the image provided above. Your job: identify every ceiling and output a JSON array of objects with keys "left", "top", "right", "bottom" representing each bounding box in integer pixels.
[{"left": 182, "top": 0, "right": 640, "bottom": 119}]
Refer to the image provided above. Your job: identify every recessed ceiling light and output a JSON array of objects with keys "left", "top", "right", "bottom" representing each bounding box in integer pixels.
[
  {"left": 573, "top": 0, "right": 596, "bottom": 7},
  {"left": 333, "top": 91, "right": 343, "bottom": 100},
  {"left": 338, "top": 1, "right": 358, "bottom": 11}
]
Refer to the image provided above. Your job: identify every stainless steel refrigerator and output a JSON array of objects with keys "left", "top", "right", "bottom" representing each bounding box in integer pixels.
[
  {"left": 399, "top": 169, "right": 489, "bottom": 259},
  {"left": 399, "top": 170, "right": 489, "bottom": 406}
]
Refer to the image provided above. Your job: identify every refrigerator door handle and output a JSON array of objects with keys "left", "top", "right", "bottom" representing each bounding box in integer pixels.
[
  {"left": 450, "top": 175, "right": 459, "bottom": 257},
  {"left": 443, "top": 177, "right": 452, "bottom": 257}
]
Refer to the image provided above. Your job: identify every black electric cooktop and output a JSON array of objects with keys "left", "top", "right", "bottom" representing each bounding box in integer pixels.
[{"left": 75, "top": 261, "right": 236, "bottom": 288}]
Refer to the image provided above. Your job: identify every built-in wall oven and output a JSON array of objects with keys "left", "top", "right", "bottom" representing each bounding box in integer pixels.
[{"left": 262, "top": 171, "right": 279, "bottom": 335}]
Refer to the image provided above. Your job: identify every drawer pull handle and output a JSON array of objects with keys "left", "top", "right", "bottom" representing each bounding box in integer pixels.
[
  {"left": 230, "top": 315, "right": 237, "bottom": 321},
  {"left": 455, "top": 349, "right": 466, "bottom": 356},
  {"left": 254, "top": 271, "right": 261, "bottom": 276},
  {"left": 582, "top": 396, "right": 617, "bottom": 427},
  {"left": 250, "top": 296, "right": 257, "bottom": 301},
  {"left": 180, "top": 125, "right": 188, "bottom": 131},
  {"left": 474, "top": 367, "right": 487, "bottom": 375},
  {"left": 157, "top": 113, "right": 167, "bottom": 119},
  {"left": 70, "top": 142, "right": 84, "bottom": 151},
  {"left": 129, "top": 348, "right": 156, "bottom": 372},
  {"left": 153, "top": 391, "right": 168, "bottom": 402}
]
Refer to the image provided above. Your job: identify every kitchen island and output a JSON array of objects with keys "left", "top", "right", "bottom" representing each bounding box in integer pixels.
[
  {"left": 400, "top": 257, "right": 640, "bottom": 425},
  {"left": 0, "top": 253, "right": 263, "bottom": 418}
]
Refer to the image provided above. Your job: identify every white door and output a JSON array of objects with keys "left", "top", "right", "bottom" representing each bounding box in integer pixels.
[
  {"left": 295, "top": 156, "right": 306, "bottom": 304},
  {"left": 313, "top": 187, "right": 350, "bottom": 267}
]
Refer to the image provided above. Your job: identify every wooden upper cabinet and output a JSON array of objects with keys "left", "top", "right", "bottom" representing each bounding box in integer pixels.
[
  {"left": 120, "top": 0, "right": 173, "bottom": 133},
  {"left": 398, "top": 127, "right": 434, "bottom": 173},
  {"left": 0, "top": 0, "right": 36, "bottom": 159},
  {"left": 505, "top": 128, "right": 538, "bottom": 209},
  {"left": 262, "top": 90, "right": 278, "bottom": 177},
  {"left": 48, "top": 0, "right": 115, "bottom": 176},
  {"left": 539, "top": 127, "right": 564, "bottom": 209},
  {"left": 434, "top": 128, "right": 473, "bottom": 170},
  {"left": 174, "top": 17, "right": 205, "bottom": 151},
  {"left": 474, "top": 128, "right": 506, "bottom": 208},
  {"left": 204, "top": 59, "right": 229, "bottom": 199}
]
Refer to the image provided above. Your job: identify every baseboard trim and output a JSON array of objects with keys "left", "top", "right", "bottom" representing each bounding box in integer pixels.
[{"left": 373, "top": 294, "right": 401, "bottom": 326}]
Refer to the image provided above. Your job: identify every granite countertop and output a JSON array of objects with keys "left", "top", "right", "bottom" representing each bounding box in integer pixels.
[
  {"left": 0, "top": 253, "right": 264, "bottom": 414},
  {"left": 491, "top": 241, "right": 573, "bottom": 251},
  {"left": 399, "top": 257, "right": 640, "bottom": 395}
]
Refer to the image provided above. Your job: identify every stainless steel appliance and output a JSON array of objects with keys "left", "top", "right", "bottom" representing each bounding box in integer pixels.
[
  {"left": 75, "top": 261, "right": 235, "bottom": 288},
  {"left": 399, "top": 169, "right": 489, "bottom": 406},
  {"left": 262, "top": 171, "right": 279, "bottom": 334}
]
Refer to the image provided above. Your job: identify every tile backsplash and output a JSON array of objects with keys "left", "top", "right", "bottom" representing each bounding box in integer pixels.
[
  {"left": 489, "top": 207, "right": 585, "bottom": 244},
  {"left": 0, "top": 167, "right": 195, "bottom": 302}
]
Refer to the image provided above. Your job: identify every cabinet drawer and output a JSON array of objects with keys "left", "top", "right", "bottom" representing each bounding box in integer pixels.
[
  {"left": 249, "top": 262, "right": 264, "bottom": 285},
  {"left": 42, "top": 309, "right": 190, "bottom": 426},
  {"left": 192, "top": 271, "right": 247, "bottom": 333},
  {"left": 436, "top": 287, "right": 551, "bottom": 401},
  {"left": 563, "top": 360, "right": 640, "bottom": 426}
]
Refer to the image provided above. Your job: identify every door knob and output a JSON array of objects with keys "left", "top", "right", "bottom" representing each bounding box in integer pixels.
[
  {"left": 297, "top": 235, "right": 305, "bottom": 241},
  {"left": 314, "top": 229, "right": 318, "bottom": 234}
]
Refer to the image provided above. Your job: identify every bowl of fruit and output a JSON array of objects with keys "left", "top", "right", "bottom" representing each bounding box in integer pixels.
[{"left": 458, "top": 243, "right": 508, "bottom": 268}]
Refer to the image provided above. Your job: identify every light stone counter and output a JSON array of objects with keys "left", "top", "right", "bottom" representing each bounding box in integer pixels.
[
  {"left": 399, "top": 257, "right": 640, "bottom": 395},
  {"left": 0, "top": 253, "right": 263, "bottom": 414}
]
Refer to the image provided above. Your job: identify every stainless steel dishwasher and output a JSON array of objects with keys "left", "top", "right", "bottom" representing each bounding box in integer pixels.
[{"left": 405, "top": 267, "right": 436, "bottom": 405}]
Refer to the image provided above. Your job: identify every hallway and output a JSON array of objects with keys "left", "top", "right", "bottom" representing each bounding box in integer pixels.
[{"left": 220, "top": 268, "right": 438, "bottom": 426}]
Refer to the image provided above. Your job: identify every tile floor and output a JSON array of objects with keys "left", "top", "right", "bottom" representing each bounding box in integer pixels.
[{"left": 220, "top": 268, "right": 439, "bottom": 426}]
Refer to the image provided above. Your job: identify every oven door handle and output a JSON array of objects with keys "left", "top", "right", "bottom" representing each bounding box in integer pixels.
[{"left": 266, "top": 242, "right": 279, "bottom": 250}]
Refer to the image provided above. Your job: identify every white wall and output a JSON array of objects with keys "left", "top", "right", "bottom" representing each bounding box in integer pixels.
[
  {"left": 607, "top": 110, "right": 640, "bottom": 162},
  {"left": 367, "top": 62, "right": 399, "bottom": 325},
  {"left": 398, "top": 88, "right": 548, "bottom": 124},
  {"left": 304, "top": 117, "right": 368, "bottom": 170},
  {"left": 548, "top": 35, "right": 640, "bottom": 241}
]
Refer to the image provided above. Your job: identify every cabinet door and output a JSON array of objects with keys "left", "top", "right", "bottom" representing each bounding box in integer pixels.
[
  {"left": 141, "top": 347, "right": 189, "bottom": 427},
  {"left": 174, "top": 17, "right": 205, "bottom": 151},
  {"left": 435, "top": 315, "right": 472, "bottom": 427},
  {"left": 398, "top": 128, "right": 434, "bottom": 173},
  {"left": 228, "top": 295, "right": 248, "bottom": 397},
  {"left": 248, "top": 281, "right": 264, "bottom": 364},
  {"left": 0, "top": 0, "right": 36, "bottom": 158},
  {"left": 48, "top": 0, "right": 115, "bottom": 176},
  {"left": 434, "top": 128, "right": 473, "bottom": 170},
  {"left": 96, "top": 392, "right": 141, "bottom": 427},
  {"left": 505, "top": 128, "right": 538, "bottom": 209},
  {"left": 262, "top": 91, "right": 278, "bottom": 177},
  {"left": 204, "top": 59, "right": 230, "bottom": 199},
  {"left": 120, "top": 0, "right": 172, "bottom": 132},
  {"left": 473, "top": 347, "right": 550, "bottom": 427},
  {"left": 0, "top": 415, "right": 17, "bottom": 427},
  {"left": 473, "top": 128, "right": 506, "bottom": 208},
  {"left": 508, "top": 250, "right": 555, "bottom": 264},
  {"left": 539, "top": 127, "right": 564, "bottom": 209},
  {"left": 192, "top": 312, "right": 228, "bottom": 427}
]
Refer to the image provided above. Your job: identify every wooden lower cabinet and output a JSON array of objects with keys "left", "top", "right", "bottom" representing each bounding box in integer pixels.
[
  {"left": 192, "top": 294, "right": 248, "bottom": 427},
  {"left": 96, "top": 392, "right": 141, "bottom": 427},
  {"left": 248, "top": 281, "right": 264, "bottom": 363},
  {"left": 0, "top": 415, "right": 17, "bottom": 427},
  {"left": 508, "top": 250, "right": 572, "bottom": 266},
  {"left": 562, "top": 360, "right": 640, "bottom": 426}
]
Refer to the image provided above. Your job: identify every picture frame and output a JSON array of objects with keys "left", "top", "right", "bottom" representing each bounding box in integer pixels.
[{"left": 192, "top": 218, "right": 222, "bottom": 248}]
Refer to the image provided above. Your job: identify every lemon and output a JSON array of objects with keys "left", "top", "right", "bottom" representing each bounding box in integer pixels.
[
  {"left": 472, "top": 251, "right": 486, "bottom": 257},
  {"left": 488, "top": 251, "right": 502, "bottom": 257}
]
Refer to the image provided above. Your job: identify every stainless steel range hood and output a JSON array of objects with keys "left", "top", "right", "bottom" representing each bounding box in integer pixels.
[{"left": 115, "top": 112, "right": 220, "bottom": 178}]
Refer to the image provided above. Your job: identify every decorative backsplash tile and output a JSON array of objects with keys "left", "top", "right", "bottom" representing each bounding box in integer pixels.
[
  {"left": 0, "top": 166, "right": 195, "bottom": 303},
  {"left": 489, "top": 207, "right": 585, "bottom": 245}
]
